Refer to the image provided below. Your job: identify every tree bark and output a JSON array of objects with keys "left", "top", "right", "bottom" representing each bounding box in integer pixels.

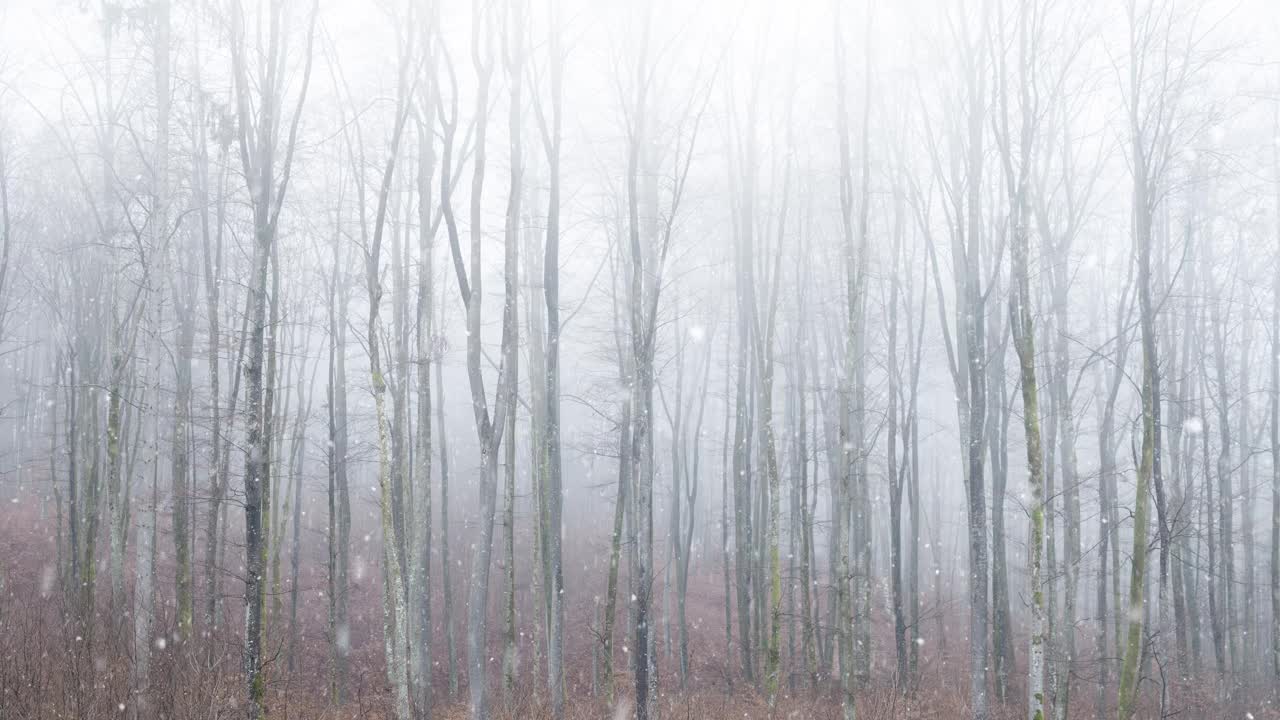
[
  {"left": 327, "top": 219, "right": 352, "bottom": 704},
  {"left": 535, "top": 3, "right": 567, "bottom": 711},
  {"left": 229, "top": 2, "right": 318, "bottom": 714}
]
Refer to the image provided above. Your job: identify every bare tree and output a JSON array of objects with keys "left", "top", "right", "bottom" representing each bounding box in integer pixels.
[
  {"left": 1271, "top": 112, "right": 1280, "bottom": 693},
  {"left": 355, "top": 4, "right": 416, "bottom": 715},
  {"left": 1115, "top": 2, "right": 1206, "bottom": 716},
  {"left": 227, "top": 0, "right": 319, "bottom": 714},
  {"left": 437, "top": 1, "right": 518, "bottom": 715},
  {"left": 532, "top": 0, "right": 567, "bottom": 710}
]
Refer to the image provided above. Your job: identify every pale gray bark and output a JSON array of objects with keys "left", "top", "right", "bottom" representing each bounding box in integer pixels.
[
  {"left": 410, "top": 97, "right": 437, "bottom": 718},
  {"left": 357, "top": 17, "right": 415, "bottom": 715},
  {"left": 193, "top": 42, "right": 239, "bottom": 659},
  {"left": 327, "top": 218, "right": 352, "bottom": 704},
  {"left": 286, "top": 367, "right": 315, "bottom": 673},
  {"left": 1271, "top": 138, "right": 1280, "bottom": 691},
  {"left": 887, "top": 181, "right": 909, "bottom": 694},
  {"left": 228, "top": 2, "right": 319, "bottom": 715},
  {"left": 532, "top": 3, "right": 567, "bottom": 711},
  {"left": 1272, "top": 124, "right": 1280, "bottom": 694},
  {"left": 436, "top": 334, "right": 458, "bottom": 699},
  {"left": 129, "top": 420, "right": 157, "bottom": 720},
  {"left": 500, "top": 5, "right": 523, "bottom": 701},
  {"left": 439, "top": 4, "right": 518, "bottom": 716}
]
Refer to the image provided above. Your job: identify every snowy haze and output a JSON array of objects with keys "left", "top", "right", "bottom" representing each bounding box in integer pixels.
[{"left": 1, "top": 1, "right": 1280, "bottom": 719}]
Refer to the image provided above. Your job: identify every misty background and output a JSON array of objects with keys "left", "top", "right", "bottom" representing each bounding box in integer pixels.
[{"left": 0, "top": 1, "right": 1279, "bottom": 719}]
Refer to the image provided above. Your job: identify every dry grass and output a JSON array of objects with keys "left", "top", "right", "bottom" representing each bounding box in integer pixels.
[{"left": 2, "top": 492, "right": 1277, "bottom": 719}]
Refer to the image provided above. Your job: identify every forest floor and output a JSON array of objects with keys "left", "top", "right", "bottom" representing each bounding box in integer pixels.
[{"left": 0, "top": 492, "right": 1275, "bottom": 719}]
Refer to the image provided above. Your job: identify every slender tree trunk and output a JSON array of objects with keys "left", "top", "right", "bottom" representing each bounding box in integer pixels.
[
  {"left": 436, "top": 338, "right": 458, "bottom": 698},
  {"left": 287, "top": 373, "right": 312, "bottom": 672},
  {"left": 450, "top": 4, "right": 515, "bottom": 714},
  {"left": 680, "top": 330, "right": 712, "bottom": 691},
  {"left": 1117, "top": 126, "right": 1158, "bottom": 720},
  {"left": 327, "top": 221, "right": 352, "bottom": 704},
  {"left": 1045, "top": 176, "right": 1081, "bottom": 720},
  {"left": 1207, "top": 235, "right": 1237, "bottom": 683},
  {"left": 603, "top": 388, "right": 629, "bottom": 704},
  {"left": 136, "top": 0, "right": 192, "bottom": 650},
  {"left": 130, "top": 418, "right": 158, "bottom": 720},
  {"left": 720, "top": 328, "right": 734, "bottom": 689},
  {"left": 664, "top": 306, "right": 688, "bottom": 687},
  {"left": 791, "top": 246, "right": 818, "bottom": 688},
  {"left": 906, "top": 248, "right": 926, "bottom": 690},
  {"left": 1201, "top": 382, "right": 1225, "bottom": 677},
  {"left": 410, "top": 104, "right": 436, "bottom": 719},
  {"left": 1271, "top": 133, "right": 1280, "bottom": 695},
  {"left": 196, "top": 62, "right": 234, "bottom": 660},
  {"left": 500, "top": 4, "right": 524, "bottom": 705},
  {"left": 1270, "top": 151, "right": 1280, "bottom": 693},
  {"left": 362, "top": 41, "right": 414, "bottom": 718},
  {"left": 1006, "top": 88, "right": 1046, "bottom": 719},
  {"left": 987, "top": 286, "right": 1013, "bottom": 707},
  {"left": 888, "top": 186, "right": 909, "bottom": 694},
  {"left": 502, "top": 377, "right": 518, "bottom": 701},
  {"left": 962, "top": 76, "right": 991, "bottom": 720},
  {"left": 1239, "top": 306, "right": 1254, "bottom": 681},
  {"left": 732, "top": 282, "right": 755, "bottom": 687},
  {"left": 628, "top": 82, "right": 657, "bottom": 720},
  {"left": 230, "top": 3, "right": 318, "bottom": 714},
  {"left": 240, "top": 130, "right": 273, "bottom": 720},
  {"left": 1095, "top": 271, "right": 1131, "bottom": 718},
  {"left": 537, "top": 5, "right": 567, "bottom": 712}
]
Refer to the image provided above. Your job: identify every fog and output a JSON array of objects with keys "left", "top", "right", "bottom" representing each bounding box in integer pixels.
[{"left": 0, "top": 1, "right": 1278, "bottom": 719}]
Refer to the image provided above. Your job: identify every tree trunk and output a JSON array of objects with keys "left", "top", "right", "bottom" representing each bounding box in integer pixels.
[
  {"left": 1116, "top": 129, "right": 1157, "bottom": 720},
  {"left": 538, "top": 6, "right": 567, "bottom": 712},
  {"left": 410, "top": 105, "right": 437, "bottom": 719},
  {"left": 888, "top": 186, "right": 909, "bottom": 694},
  {"left": 361, "top": 39, "right": 415, "bottom": 718},
  {"left": 229, "top": 3, "right": 318, "bottom": 714},
  {"left": 502, "top": 380, "right": 518, "bottom": 701},
  {"left": 603, "top": 388, "right": 630, "bottom": 704},
  {"left": 327, "top": 222, "right": 352, "bottom": 704},
  {"left": 130, "top": 422, "right": 158, "bottom": 720},
  {"left": 287, "top": 373, "right": 312, "bottom": 672},
  {"left": 436, "top": 338, "right": 458, "bottom": 698},
  {"left": 1271, "top": 134, "right": 1280, "bottom": 696},
  {"left": 1005, "top": 75, "right": 1046, "bottom": 716}
]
